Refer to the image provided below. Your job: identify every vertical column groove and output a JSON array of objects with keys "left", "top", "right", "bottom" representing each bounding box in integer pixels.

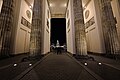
[
  {"left": 98, "top": 0, "right": 120, "bottom": 54},
  {"left": 29, "top": 0, "right": 43, "bottom": 56},
  {"left": 0, "top": 0, "right": 15, "bottom": 56},
  {"left": 73, "top": 0, "right": 87, "bottom": 55}
]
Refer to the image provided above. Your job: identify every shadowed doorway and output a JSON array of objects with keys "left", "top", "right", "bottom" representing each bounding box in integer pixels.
[{"left": 51, "top": 18, "right": 66, "bottom": 46}]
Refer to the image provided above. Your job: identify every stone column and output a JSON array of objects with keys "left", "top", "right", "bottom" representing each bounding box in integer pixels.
[
  {"left": 117, "top": 0, "right": 120, "bottom": 42},
  {"left": 98, "top": 0, "right": 120, "bottom": 54},
  {"left": 118, "top": 0, "right": 120, "bottom": 19},
  {"left": 29, "top": 0, "right": 43, "bottom": 56},
  {"left": 73, "top": 0, "right": 87, "bottom": 55},
  {"left": 118, "top": 0, "right": 120, "bottom": 7},
  {"left": 0, "top": 0, "right": 15, "bottom": 56}
]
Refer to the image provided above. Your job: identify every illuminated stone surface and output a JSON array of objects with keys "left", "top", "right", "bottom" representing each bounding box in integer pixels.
[
  {"left": 0, "top": 0, "right": 15, "bottom": 56},
  {"left": 29, "top": 0, "right": 43, "bottom": 56},
  {"left": 73, "top": 0, "right": 87, "bottom": 55},
  {"left": 98, "top": 0, "right": 120, "bottom": 54}
]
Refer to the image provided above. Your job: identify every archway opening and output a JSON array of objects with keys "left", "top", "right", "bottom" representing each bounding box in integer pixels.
[{"left": 50, "top": 18, "right": 66, "bottom": 47}]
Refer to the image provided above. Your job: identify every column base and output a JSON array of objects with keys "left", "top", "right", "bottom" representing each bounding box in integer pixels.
[
  {"left": 0, "top": 55, "right": 11, "bottom": 60},
  {"left": 105, "top": 54, "right": 120, "bottom": 60},
  {"left": 73, "top": 54, "right": 94, "bottom": 61},
  {"left": 0, "top": 52, "right": 13, "bottom": 60},
  {"left": 21, "top": 54, "right": 44, "bottom": 62}
]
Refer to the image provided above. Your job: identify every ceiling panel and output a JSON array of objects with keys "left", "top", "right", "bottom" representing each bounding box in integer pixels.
[
  {"left": 48, "top": 0, "right": 68, "bottom": 18},
  {"left": 26, "top": 0, "right": 90, "bottom": 18},
  {"left": 82, "top": 0, "right": 90, "bottom": 7}
]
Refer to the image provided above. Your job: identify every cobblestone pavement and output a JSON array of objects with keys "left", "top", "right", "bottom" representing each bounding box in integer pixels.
[
  {"left": 19, "top": 53, "right": 97, "bottom": 80},
  {"left": 0, "top": 54, "right": 28, "bottom": 67},
  {"left": 0, "top": 54, "right": 38, "bottom": 80},
  {"left": 2, "top": 52, "right": 118, "bottom": 80},
  {"left": 89, "top": 54, "right": 120, "bottom": 70},
  {"left": 77, "top": 54, "right": 120, "bottom": 80}
]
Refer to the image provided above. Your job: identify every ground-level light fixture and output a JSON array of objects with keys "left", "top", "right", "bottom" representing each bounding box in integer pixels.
[
  {"left": 84, "top": 62, "right": 88, "bottom": 66},
  {"left": 29, "top": 64, "right": 32, "bottom": 66},
  {"left": 98, "top": 62, "right": 102, "bottom": 65},
  {"left": 13, "top": 63, "right": 17, "bottom": 67}
]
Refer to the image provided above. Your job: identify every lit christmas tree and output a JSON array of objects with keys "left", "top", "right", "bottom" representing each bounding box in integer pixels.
[{"left": 56, "top": 40, "right": 60, "bottom": 47}]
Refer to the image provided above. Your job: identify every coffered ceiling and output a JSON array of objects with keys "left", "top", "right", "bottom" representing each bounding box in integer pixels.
[
  {"left": 48, "top": 0, "right": 90, "bottom": 18},
  {"left": 26, "top": 0, "right": 90, "bottom": 18},
  {"left": 48, "top": 0, "right": 69, "bottom": 18}
]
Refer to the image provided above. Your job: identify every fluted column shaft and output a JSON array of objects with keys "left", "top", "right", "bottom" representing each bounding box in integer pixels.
[
  {"left": 73, "top": 0, "right": 87, "bottom": 55},
  {"left": 118, "top": 0, "right": 120, "bottom": 7},
  {"left": 0, "top": 0, "right": 15, "bottom": 56},
  {"left": 99, "top": 0, "right": 120, "bottom": 54},
  {"left": 29, "top": 0, "right": 43, "bottom": 56}
]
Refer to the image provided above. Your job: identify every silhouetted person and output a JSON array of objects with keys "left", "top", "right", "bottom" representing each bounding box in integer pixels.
[{"left": 56, "top": 47, "right": 62, "bottom": 54}]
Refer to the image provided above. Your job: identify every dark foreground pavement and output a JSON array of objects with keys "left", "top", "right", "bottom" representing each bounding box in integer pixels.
[
  {"left": 2, "top": 52, "right": 119, "bottom": 80},
  {"left": 0, "top": 54, "right": 39, "bottom": 80},
  {"left": 14, "top": 53, "right": 101, "bottom": 80},
  {"left": 77, "top": 54, "right": 120, "bottom": 80}
]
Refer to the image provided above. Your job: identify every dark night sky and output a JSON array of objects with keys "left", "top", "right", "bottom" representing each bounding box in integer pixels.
[{"left": 51, "top": 18, "right": 66, "bottom": 46}]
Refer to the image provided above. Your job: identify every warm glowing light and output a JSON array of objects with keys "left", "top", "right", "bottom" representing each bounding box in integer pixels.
[
  {"left": 61, "top": 3, "right": 67, "bottom": 7},
  {"left": 31, "top": 4, "right": 33, "bottom": 7},
  {"left": 29, "top": 5, "right": 32, "bottom": 9},
  {"left": 98, "top": 63, "right": 102, "bottom": 65},
  {"left": 84, "top": 62, "right": 87, "bottom": 66},
  {"left": 29, "top": 64, "right": 32, "bottom": 66},
  {"left": 63, "top": 3, "right": 67, "bottom": 7},
  {"left": 50, "top": 3, "right": 55, "bottom": 7},
  {"left": 14, "top": 64, "right": 17, "bottom": 67}
]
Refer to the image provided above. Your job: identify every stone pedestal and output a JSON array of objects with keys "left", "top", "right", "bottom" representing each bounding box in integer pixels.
[
  {"left": 73, "top": 0, "right": 87, "bottom": 55},
  {"left": 29, "top": 0, "right": 43, "bottom": 56},
  {"left": 99, "top": 0, "right": 120, "bottom": 54},
  {"left": 0, "top": 0, "right": 15, "bottom": 56}
]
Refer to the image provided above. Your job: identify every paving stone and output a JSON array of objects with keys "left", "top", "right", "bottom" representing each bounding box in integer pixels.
[{"left": 20, "top": 53, "right": 95, "bottom": 80}]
